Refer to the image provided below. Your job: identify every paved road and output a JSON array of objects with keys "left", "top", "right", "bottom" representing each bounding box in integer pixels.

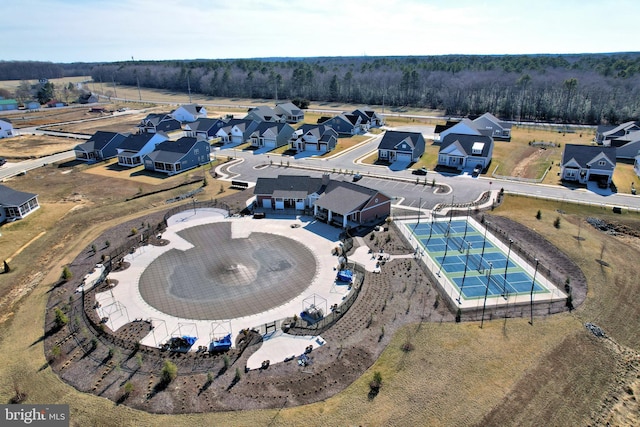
[{"left": 5, "top": 113, "right": 639, "bottom": 212}]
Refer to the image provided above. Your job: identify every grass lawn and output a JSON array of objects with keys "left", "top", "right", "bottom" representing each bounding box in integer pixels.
[{"left": 1, "top": 192, "right": 639, "bottom": 425}]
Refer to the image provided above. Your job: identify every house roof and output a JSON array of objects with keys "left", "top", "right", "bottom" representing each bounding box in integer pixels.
[
  {"left": 274, "top": 102, "right": 302, "bottom": 117},
  {"left": 189, "top": 118, "right": 223, "bottom": 132},
  {"left": 155, "top": 118, "right": 182, "bottom": 132},
  {"left": 145, "top": 137, "right": 201, "bottom": 163},
  {"left": 562, "top": 144, "right": 617, "bottom": 168},
  {"left": 474, "top": 112, "right": 512, "bottom": 130},
  {"left": 601, "top": 121, "right": 638, "bottom": 137},
  {"left": 174, "top": 104, "right": 205, "bottom": 116},
  {"left": 314, "top": 180, "right": 380, "bottom": 216},
  {"left": 440, "top": 133, "right": 493, "bottom": 157},
  {"left": 0, "top": 99, "right": 18, "bottom": 106},
  {"left": 377, "top": 130, "right": 424, "bottom": 151},
  {"left": 0, "top": 184, "right": 37, "bottom": 207},
  {"left": 118, "top": 133, "right": 161, "bottom": 151},
  {"left": 254, "top": 175, "right": 323, "bottom": 197},
  {"left": 76, "top": 131, "right": 128, "bottom": 152},
  {"left": 252, "top": 121, "right": 288, "bottom": 136},
  {"left": 245, "top": 106, "right": 279, "bottom": 121}
]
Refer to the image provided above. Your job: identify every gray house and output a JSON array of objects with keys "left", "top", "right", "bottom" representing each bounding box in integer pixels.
[
  {"left": 244, "top": 106, "right": 281, "bottom": 123},
  {"left": 274, "top": 102, "right": 304, "bottom": 123},
  {"left": 248, "top": 122, "right": 296, "bottom": 149},
  {"left": 561, "top": 144, "right": 616, "bottom": 186},
  {"left": 74, "top": 131, "right": 128, "bottom": 162},
  {"left": 321, "top": 114, "right": 361, "bottom": 135},
  {"left": 184, "top": 118, "right": 225, "bottom": 141},
  {"left": 215, "top": 119, "right": 259, "bottom": 144},
  {"left": 596, "top": 121, "right": 640, "bottom": 145},
  {"left": 0, "top": 185, "right": 39, "bottom": 224},
  {"left": 438, "top": 134, "right": 494, "bottom": 172},
  {"left": 143, "top": 137, "right": 210, "bottom": 176},
  {"left": 290, "top": 124, "right": 338, "bottom": 154},
  {"left": 377, "top": 130, "right": 426, "bottom": 164}
]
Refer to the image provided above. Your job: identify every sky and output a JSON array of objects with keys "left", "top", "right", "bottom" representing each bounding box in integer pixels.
[{"left": 2, "top": 0, "right": 639, "bottom": 63}]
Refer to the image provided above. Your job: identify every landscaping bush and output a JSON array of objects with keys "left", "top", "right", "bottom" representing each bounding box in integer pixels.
[{"left": 161, "top": 360, "right": 178, "bottom": 385}]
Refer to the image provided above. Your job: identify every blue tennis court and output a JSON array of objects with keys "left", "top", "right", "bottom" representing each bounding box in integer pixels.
[{"left": 405, "top": 219, "right": 548, "bottom": 300}]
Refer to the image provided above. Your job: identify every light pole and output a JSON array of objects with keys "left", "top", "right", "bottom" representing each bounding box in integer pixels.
[
  {"left": 481, "top": 221, "right": 490, "bottom": 258},
  {"left": 502, "top": 238, "right": 513, "bottom": 299},
  {"left": 480, "top": 262, "right": 493, "bottom": 329},
  {"left": 529, "top": 258, "right": 539, "bottom": 325},
  {"left": 457, "top": 242, "right": 472, "bottom": 304},
  {"left": 193, "top": 197, "right": 197, "bottom": 214}
]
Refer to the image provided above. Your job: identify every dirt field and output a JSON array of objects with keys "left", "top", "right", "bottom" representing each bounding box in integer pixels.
[{"left": 0, "top": 134, "right": 84, "bottom": 159}]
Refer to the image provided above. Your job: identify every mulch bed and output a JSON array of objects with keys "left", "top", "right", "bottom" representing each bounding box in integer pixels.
[{"left": 42, "top": 192, "right": 586, "bottom": 414}]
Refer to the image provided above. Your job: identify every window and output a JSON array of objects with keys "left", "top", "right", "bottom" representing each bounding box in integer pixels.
[{"left": 598, "top": 160, "right": 606, "bottom": 166}]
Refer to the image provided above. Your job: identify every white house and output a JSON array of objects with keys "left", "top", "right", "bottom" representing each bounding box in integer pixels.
[
  {"left": 438, "top": 134, "right": 494, "bottom": 172},
  {"left": 0, "top": 119, "right": 14, "bottom": 138},
  {"left": 170, "top": 104, "right": 207, "bottom": 122},
  {"left": 116, "top": 133, "right": 168, "bottom": 167},
  {"left": 0, "top": 185, "right": 39, "bottom": 223}
]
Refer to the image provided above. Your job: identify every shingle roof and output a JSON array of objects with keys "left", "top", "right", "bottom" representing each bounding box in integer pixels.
[
  {"left": 562, "top": 144, "right": 616, "bottom": 168},
  {"left": 440, "top": 133, "right": 493, "bottom": 157},
  {"left": 189, "top": 118, "right": 223, "bottom": 132},
  {"left": 77, "top": 131, "right": 127, "bottom": 152},
  {"left": 118, "top": 133, "right": 157, "bottom": 151},
  {"left": 254, "top": 175, "right": 323, "bottom": 197},
  {"left": 314, "top": 180, "right": 380, "bottom": 215},
  {"left": 377, "top": 131, "right": 423, "bottom": 150},
  {"left": 0, "top": 184, "right": 37, "bottom": 207},
  {"left": 145, "top": 137, "right": 199, "bottom": 163}
]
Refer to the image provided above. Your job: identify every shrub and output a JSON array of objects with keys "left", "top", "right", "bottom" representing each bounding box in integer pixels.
[
  {"left": 234, "top": 367, "right": 241, "bottom": 382},
  {"left": 123, "top": 381, "right": 134, "bottom": 396},
  {"left": 130, "top": 227, "right": 138, "bottom": 236},
  {"left": 554, "top": 216, "right": 561, "bottom": 229},
  {"left": 161, "top": 360, "right": 178, "bottom": 385},
  {"left": 50, "top": 345, "right": 61, "bottom": 361},
  {"left": 54, "top": 307, "right": 68, "bottom": 329},
  {"left": 62, "top": 265, "right": 73, "bottom": 281},
  {"left": 455, "top": 308, "right": 462, "bottom": 323},
  {"left": 370, "top": 371, "right": 383, "bottom": 390}
]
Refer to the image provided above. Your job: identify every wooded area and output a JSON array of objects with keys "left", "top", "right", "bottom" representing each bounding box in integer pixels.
[{"left": 3, "top": 54, "right": 640, "bottom": 125}]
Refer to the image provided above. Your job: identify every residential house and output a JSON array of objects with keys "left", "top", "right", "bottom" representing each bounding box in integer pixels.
[
  {"left": 289, "top": 124, "right": 338, "bottom": 153},
  {"left": 0, "top": 184, "right": 39, "bottom": 224},
  {"left": 351, "top": 109, "right": 383, "bottom": 131},
  {"left": 46, "top": 100, "right": 65, "bottom": 108},
  {"left": 471, "top": 112, "right": 512, "bottom": 141},
  {"left": 214, "top": 119, "right": 259, "bottom": 144},
  {"left": 0, "top": 99, "right": 18, "bottom": 111},
  {"left": 0, "top": 119, "right": 14, "bottom": 138},
  {"left": 614, "top": 136, "right": 640, "bottom": 161},
  {"left": 320, "top": 113, "right": 362, "bottom": 135},
  {"left": 25, "top": 101, "right": 40, "bottom": 110},
  {"left": 435, "top": 113, "right": 512, "bottom": 142},
  {"left": 244, "top": 106, "right": 281, "bottom": 123},
  {"left": 274, "top": 102, "right": 304, "bottom": 123},
  {"left": 438, "top": 134, "right": 494, "bottom": 172},
  {"left": 170, "top": 104, "right": 207, "bottom": 122},
  {"left": 184, "top": 118, "right": 225, "bottom": 141},
  {"left": 596, "top": 121, "right": 640, "bottom": 145},
  {"left": 75, "top": 131, "right": 128, "bottom": 162},
  {"left": 560, "top": 144, "right": 616, "bottom": 186},
  {"left": 254, "top": 174, "right": 391, "bottom": 228},
  {"left": 116, "top": 133, "right": 168, "bottom": 167},
  {"left": 143, "top": 137, "right": 210, "bottom": 176},
  {"left": 248, "top": 122, "right": 295, "bottom": 149},
  {"left": 377, "top": 130, "right": 426, "bottom": 164},
  {"left": 138, "top": 113, "right": 182, "bottom": 136}
]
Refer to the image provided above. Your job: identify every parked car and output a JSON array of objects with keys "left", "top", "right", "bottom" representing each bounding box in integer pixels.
[
  {"left": 472, "top": 165, "right": 482, "bottom": 177},
  {"left": 412, "top": 167, "right": 428, "bottom": 175},
  {"left": 352, "top": 173, "right": 362, "bottom": 182},
  {"left": 0, "top": 157, "right": 6, "bottom": 166}
]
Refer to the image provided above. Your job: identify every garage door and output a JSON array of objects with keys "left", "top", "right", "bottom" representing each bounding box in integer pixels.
[
  {"left": 295, "top": 200, "right": 305, "bottom": 210},
  {"left": 396, "top": 152, "right": 412, "bottom": 162},
  {"left": 262, "top": 199, "right": 272, "bottom": 209},
  {"left": 265, "top": 139, "right": 276, "bottom": 148}
]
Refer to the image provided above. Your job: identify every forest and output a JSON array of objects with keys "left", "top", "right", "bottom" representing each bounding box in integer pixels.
[{"left": 3, "top": 54, "right": 640, "bottom": 125}]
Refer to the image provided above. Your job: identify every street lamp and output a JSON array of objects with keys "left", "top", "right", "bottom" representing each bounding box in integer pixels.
[
  {"left": 502, "top": 238, "right": 513, "bottom": 299},
  {"left": 481, "top": 221, "right": 490, "bottom": 257},
  {"left": 529, "top": 258, "right": 539, "bottom": 325},
  {"left": 480, "top": 262, "right": 493, "bottom": 329}
]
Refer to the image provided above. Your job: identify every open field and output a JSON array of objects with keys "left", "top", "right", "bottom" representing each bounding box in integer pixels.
[
  {"left": 0, "top": 76, "right": 91, "bottom": 92},
  {"left": 0, "top": 134, "right": 82, "bottom": 159},
  {"left": 1, "top": 151, "right": 640, "bottom": 425}
]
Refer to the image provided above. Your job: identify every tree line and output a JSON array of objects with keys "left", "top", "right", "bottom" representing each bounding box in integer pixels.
[{"left": 3, "top": 54, "right": 640, "bottom": 124}]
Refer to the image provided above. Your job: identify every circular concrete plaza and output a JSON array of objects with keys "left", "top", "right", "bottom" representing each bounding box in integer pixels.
[{"left": 138, "top": 222, "right": 318, "bottom": 320}]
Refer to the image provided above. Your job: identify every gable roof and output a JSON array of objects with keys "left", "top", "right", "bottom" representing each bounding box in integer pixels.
[
  {"left": 155, "top": 118, "right": 182, "bottom": 133},
  {"left": 562, "top": 144, "right": 616, "bottom": 168},
  {"left": 245, "top": 106, "right": 279, "bottom": 121},
  {"left": 274, "top": 102, "right": 302, "bottom": 116},
  {"left": 440, "top": 133, "right": 493, "bottom": 157},
  {"left": 252, "top": 121, "right": 288, "bottom": 136},
  {"left": 118, "top": 133, "right": 162, "bottom": 151},
  {"left": 378, "top": 130, "right": 424, "bottom": 150},
  {"left": 76, "top": 131, "right": 128, "bottom": 152},
  {"left": 174, "top": 104, "right": 205, "bottom": 115},
  {"left": 314, "top": 180, "right": 380, "bottom": 216},
  {"left": 188, "top": 117, "right": 223, "bottom": 132},
  {"left": 0, "top": 184, "right": 37, "bottom": 207},
  {"left": 145, "top": 137, "right": 201, "bottom": 163},
  {"left": 254, "top": 175, "right": 323, "bottom": 197}
]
